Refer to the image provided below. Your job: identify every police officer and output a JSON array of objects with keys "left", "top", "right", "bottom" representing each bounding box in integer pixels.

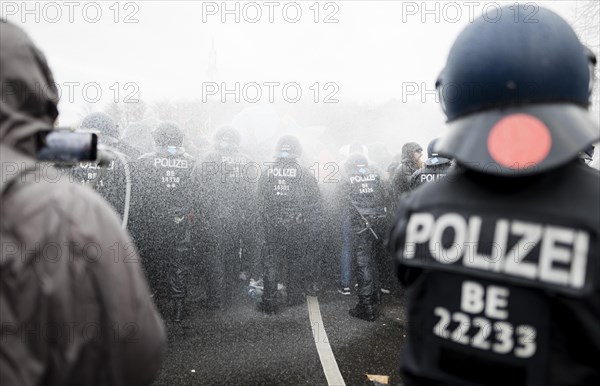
[
  {"left": 256, "top": 134, "right": 321, "bottom": 314},
  {"left": 339, "top": 153, "right": 388, "bottom": 321},
  {"left": 388, "top": 5, "right": 599, "bottom": 385},
  {"left": 132, "top": 122, "right": 197, "bottom": 322},
  {"left": 200, "top": 125, "right": 257, "bottom": 309},
  {"left": 70, "top": 112, "right": 139, "bottom": 227},
  {"left": 410, "top": 138, "right": 452, "bottom": 190}
]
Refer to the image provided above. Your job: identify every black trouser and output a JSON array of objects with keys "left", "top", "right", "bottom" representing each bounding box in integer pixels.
[
  {"left": 262, "top": 217, "right": 311, "bottom": 306},
  {"left": 352, "top": 216, "right": 386, "bottom": 305},
  {"left": 142, "top": 216, "right": 191, "bottom": 301},
  {"left": 169, "top": 224, "right": 191, "bottom": 300},
  {"left": 205, "top": 215, "right": 242, "bottom": 308}
]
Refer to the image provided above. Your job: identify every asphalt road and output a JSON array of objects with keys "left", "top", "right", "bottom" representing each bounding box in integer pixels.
[{"left": 153, "top": 283, "right": 407, "bottom": 386}]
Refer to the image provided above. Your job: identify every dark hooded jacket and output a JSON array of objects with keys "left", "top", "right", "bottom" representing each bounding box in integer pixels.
[
  {"left": 0, "top": 21, "right": 165, "bottom": 386},
  {"left": 391, "top": 142, "right": 423, "bottom": 201}
]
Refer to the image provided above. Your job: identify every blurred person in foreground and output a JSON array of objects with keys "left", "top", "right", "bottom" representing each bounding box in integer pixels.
[
  {"left": 388, "top": 6, "right": 600, "bottom": 386},
  {"left": 0, "top": 20, "right": 165, "bottom": 385}
]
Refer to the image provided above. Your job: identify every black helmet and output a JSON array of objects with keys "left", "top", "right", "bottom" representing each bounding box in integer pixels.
[
  {"left": 348, "top": 141, "right": 365, "bottom": 155},
  {"left": 213, "top": 125, "right": 240, "bottom": 152},
  {"left": 425, "top": 138, "right": 450, "bottom": 166},
  {"left": 427, "top": 138, "right": 440, "bottom": 159},
  {"left": 436, "top": 5, "right": 598, "bottom": 176},
  {"left": 80, "top": 112, "right": 119, "bottom": 140},
  {"left": 579, "top": 144, "right": 595, "bottom": 162},
  {"left": 153, "top": 121, "right": 184, "bottom": 147},
  {"left": 346, "top": 152, "right": 368, "bottom": 170},
  {"left": 275, "top": 134, "right": 302, "bottom": 159}
]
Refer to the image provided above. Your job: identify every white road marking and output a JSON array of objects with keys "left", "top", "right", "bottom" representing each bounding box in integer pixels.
[{"left": 307, "top": 295, "right": 346, "bottom": 386}]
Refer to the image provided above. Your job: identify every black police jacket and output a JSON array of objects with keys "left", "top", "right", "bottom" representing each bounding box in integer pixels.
[
  {"left": 133, "top": 148, "right": 197, "bottom": 219},
  {"left": 257, "top": 158, "right": 321, "bottom": 223},
  {"left": 69, "top": 146, "right": 133, "bottom": 220},
  {"left": 339, "top": 164, "right": 387, "bottom": 218},
  {"left": 200, "top": 150, "right": 256, "bottom": 220},
  {"left": 410, "top": 159, "right": 452, "bottom": 190},
  {"left": 387, "top": 162, "right": 600, "bottom": 386}
]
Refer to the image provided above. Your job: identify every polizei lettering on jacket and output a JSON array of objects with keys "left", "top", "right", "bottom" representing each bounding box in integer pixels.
[
  {"left": 350, "top": 174, "right": 376, "bottom": 184},
  {"left": 420, "top": 173, "right": 445, "bottom": 183},
  {"left": 402, "top": 212, "right": 590, "bottom": 291},
  {"left": 268, "top": 167, "right": 297, "bottom": 178},
  {"left": 153, "top": 158, "right": 189, "bottom": 169}
]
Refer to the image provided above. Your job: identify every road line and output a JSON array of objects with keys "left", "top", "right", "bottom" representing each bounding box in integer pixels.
[{"left": 307, "top": 295, "right": 346, "bottom": 386}]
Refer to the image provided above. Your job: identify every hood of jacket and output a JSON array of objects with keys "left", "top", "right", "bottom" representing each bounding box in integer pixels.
[
  {"left": 0, "top": 20, "right": 59, "bottom": 156},
  {"left": 400, "top": 142, "right": 423, "bottom": 165}
]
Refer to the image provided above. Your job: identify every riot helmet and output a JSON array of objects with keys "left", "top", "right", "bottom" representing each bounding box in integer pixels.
[
  {"left": 153, "top": 121, "right": 184, "bottom": 148},
  {"left": 579, "top": 144, "right": 595, "bottom": 164},
  {"left": 425, "top": 138, "right": 450, "bottom": 166},
  {"left": 80, "top": 112, "right": 119, "bottom": 143},
  {"left": 213, "top": 125, "right": 241, "bottom": 153},
  {"left": 345, "top": 152, "right": 369, "bottom": 174},
  {"left": 427, "top": 138, "right": 440, "bottom": 159},
  {"left": 349, "top": 141, "right": 365, "bottom": 155},
  {"left": 435, "top": 5, "right": 599, "bottom": 176},
  {"left": 275, "top": 134, "right": 302, "bottom": 159}
]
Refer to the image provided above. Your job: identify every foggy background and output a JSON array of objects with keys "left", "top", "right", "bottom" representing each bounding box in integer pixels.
[{"left": 2, "top": 0, "right": 598, "bottom": 163}]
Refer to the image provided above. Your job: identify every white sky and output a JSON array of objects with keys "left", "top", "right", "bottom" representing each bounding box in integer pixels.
[{"left": 1, "top": 1, "right": 585, "bottom": 125}]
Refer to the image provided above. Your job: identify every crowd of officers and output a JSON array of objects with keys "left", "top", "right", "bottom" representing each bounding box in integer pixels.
[
  {"left": 72, "top": 111, "right": 597, "bottom": 324},
  {"left": 68, "top": 110, "right": 456, "bottom": 323}
]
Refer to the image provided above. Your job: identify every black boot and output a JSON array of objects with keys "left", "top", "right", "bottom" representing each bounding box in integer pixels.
[
  {"left": 349, "top": 302, "right": 376, "bottom": 322},
  {"left": 173, "top": 299, "right": 184, "bottom": 322},
  {"left": 257, "top": 300, "right": 277, "bottom": 315},
  {"left": 373, "top": 290, "right": 382, "bottom": 305}
]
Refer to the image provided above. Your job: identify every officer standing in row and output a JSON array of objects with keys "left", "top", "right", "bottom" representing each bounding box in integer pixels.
[
  {"left": 132, "top": 122, "right": 198, "bottom": 322},
  {"left": 410, "top": 138, "right": 452, "bottom": 190},
  {"left": 70, "top": 112, "right": 139, "bottom": 227},
  {"left": 339, "top": 153, "right": 388, "bottom": 321},
  {"left": 201, "top": 125, "right": 257, "bottom": 309},
  {"left": 388, "top": 5, "right": 599, "bottom": 385},
  {"left": 256, "top": 135, "right": 321, "bottom": 314}
]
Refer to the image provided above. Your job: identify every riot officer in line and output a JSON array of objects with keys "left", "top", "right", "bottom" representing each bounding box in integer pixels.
[
  {"left": 200, "top": 125, "right": 258, "bottom": 310},
  {"left": 339, "top": 153, "right": 389, "bottom": 321},
  {"left": 70, "top": 112, "right": 139, "bottom": 227},
  {"left": 256, "top": 134, "right": 322, "bottom": 314},
  {"left": 132, "top": 122, "right": 198, "bottom": 322},
  {"left": 388, "top": 5, "right": 599, "bottom": 385},
  {"left": 410, "top": 138, "right": 452, "bottom": 190},
  {"left": 338, "top": 142, "right": 369, "bottom": 296}
]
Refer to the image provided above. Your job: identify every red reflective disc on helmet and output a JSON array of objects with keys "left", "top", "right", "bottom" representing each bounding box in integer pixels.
[{"left": 487, "top": 114, "right": 552, "bottom": 169}]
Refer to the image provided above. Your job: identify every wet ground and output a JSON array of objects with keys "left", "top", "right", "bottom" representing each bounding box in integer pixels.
[{"left": 153, "top": 284, "right": 407, "bottom": 386}]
